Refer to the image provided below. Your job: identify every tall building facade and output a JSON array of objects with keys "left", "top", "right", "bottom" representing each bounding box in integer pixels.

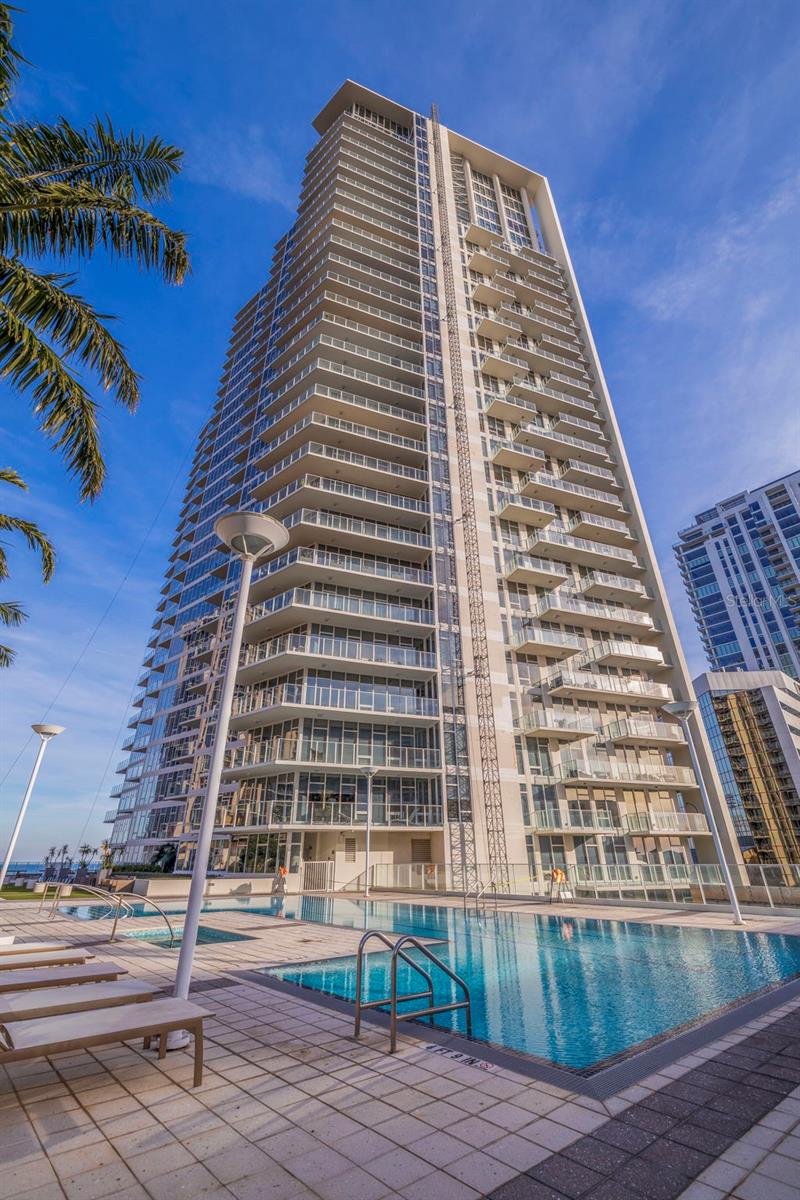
[
  {"left": 106, "top": 82, "right": 740, "bottom": 891},
  {"left": 695, "top": 671, "right": 800, "bottom": 864},
  {"left": 675, "top": 472, "right": 800, "bottom": 679}
]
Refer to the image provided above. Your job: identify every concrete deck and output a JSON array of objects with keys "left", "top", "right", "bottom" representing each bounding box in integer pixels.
[{"left": 1, "top": 895, "right": 799, "bottom": 1200}]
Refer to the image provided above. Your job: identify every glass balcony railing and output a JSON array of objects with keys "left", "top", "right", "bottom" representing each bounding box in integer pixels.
[
  {"left": 554, "top": 759, "right": 698, "bottom": 788},
  {"left": 246, "top": 587, "right": 434, "bottom": 629},
  {"left": 543, "top": 670, "right": 672, "bottom": 703},
  {"left": 253, "top": 546, "right": 432, "bottom": 590},
  {"left": 226, "top": 735, "right": 441, "bottom": 773},
  {"left": 282, "top": 507, "right": 430, "bottom": 550},
  {"left": 233, "top": 682, "right": 438, "bottom": 720},
  {"left": 258, "top": 474, "right": 430, "bottom": 519},
  {"left": 215, "top": 798, "right": 444, "bottom": 829},
  {"left": 531, "top": 808, "right": 621, "bottom": 832},
  {"left": 241, "top": 633, "right": 436, "bottom": 674},
  {"left": 517, "top": 708, "right": 598, "bottom": 736},
  {"left": 623, "top": 811, "right": 710, "bottom": 835}
]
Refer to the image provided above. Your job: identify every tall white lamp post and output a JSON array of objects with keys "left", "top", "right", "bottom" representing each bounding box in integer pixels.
[
  {"left": 663, "top": 699, "right": 745, "bottom": 926},
  {"left": 171, "top": 512, "right": 289, "bottom": 1030},
  {"left": 360, "top": 766, "right": 379, "bottom": 898},
  {"left": 0, "top": 724, "right": 64, "bottom": 890}
]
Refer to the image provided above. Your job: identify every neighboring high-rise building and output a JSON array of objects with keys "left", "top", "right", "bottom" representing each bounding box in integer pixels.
[
  {"left": 106, "top": 81, "right": 741, "bottom": 891},
  {"left": 675, "top": 472, "right": 800, "bottom": 679},
  {"left": 695, "top": 671, "right": 800, "bottom": 864}
]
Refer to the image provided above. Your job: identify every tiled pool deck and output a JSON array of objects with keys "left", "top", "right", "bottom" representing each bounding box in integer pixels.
[{"left": 2, "top": 895, "right": 800, "bottom": 1200}]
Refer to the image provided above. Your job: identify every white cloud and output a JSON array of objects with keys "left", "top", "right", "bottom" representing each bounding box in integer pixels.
[{"left": 184, "top": 123, "right": 298, "bottom": 209}]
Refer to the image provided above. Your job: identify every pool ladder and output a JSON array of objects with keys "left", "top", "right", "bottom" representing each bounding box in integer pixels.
[
  {"left": 353, "top": 930, "right": 472, "bottom": 1053},
  {"left": 42, "top": 882, "right": 177, "bottom": 947},
  {"left": 463, "top": 879, "right": 498, "bottom": 912}
]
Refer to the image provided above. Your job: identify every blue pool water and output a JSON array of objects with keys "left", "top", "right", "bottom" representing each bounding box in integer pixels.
[{"left": 62, "top": 894, "right": 800, "bottom": 1069}]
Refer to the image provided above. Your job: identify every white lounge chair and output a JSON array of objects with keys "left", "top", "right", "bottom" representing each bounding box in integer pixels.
[
  {"left": 0, "top": 962, "right": 128, "bottom": 993},
  {"left": 0, "top": 979, "right": 159, "bottom": 1022},
  {"left": 0, "top": 941, "right": 66, "bottom": 956},
  {"left": 0, "top": 998, "right": 213, "bottom": 1087},
  {"left": 0, "top": 949, "right": 94, "bottom": 971}
]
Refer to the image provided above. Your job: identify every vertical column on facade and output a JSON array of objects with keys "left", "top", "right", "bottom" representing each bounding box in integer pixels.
[
  {"left": 492, "top": 174, "right": 512, "bottom": 243},
  {"left": 520, "top": 187, "right": 540, "bottom": 252},
  {"left": 462, "top": 158, "right": 478, "bottom": 225}
]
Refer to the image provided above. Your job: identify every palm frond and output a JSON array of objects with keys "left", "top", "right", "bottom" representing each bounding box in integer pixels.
[
  {"left": 0, "top": 464, "right": 26, "bottom": 489},
  {"left": 1, "top": 116, "right": 183, "bottom": 200},
  {"left": 0, "top": 256, "right": 140, "bottom": 409},
  {"left": 0, "top": 302, "right": 103, "bottom": 499},
  {"left": 0, "top": 180, "right": 189, "bottom": 283},
  {"left": 0, "top": 597, "right": 24, "bottom": 624},
  {"left": 0, "top": 5, "right": 26, "bottom": 110},
  {"left": 0, "top": 511, "right": 55, "bottom": 580}
]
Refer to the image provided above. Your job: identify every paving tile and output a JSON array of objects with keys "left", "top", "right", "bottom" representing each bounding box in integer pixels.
[
  {"left": 641, "top": 1135, "right": 713, "bottom": 1177},
  {"left": 756, "top": 1151, "right": 800, "bottom": 1187},
  {"left": 612, "top": 1156, "right": 693, "bottom": 1200},
  {"left": 403, "top": 1173, "right": 481, "bottom": 1200},
  {"left": 485, "top": 1133, "right": 552, "bottom": 1172},
  {"left": 445, "top": 1149, "right": 519, "bottom": 1192},
  {"left": 203, "top": 1142, "right": 275, "bottom": 1184},
  {"left": 140, "top": 1162, "right": 221, "bottom": 1200},
  {"left": 592, "top": 1120, "right": 657, "bottom": 1153},
  {"left": 527, "top": 1153, "right": 604, "bottom": 1197},
  {"left": 734, "top": 1174, "right": 800, "bottom": 1200},
  {"left": 365, "top": 1146, "right": 433, "bottom": 1189},
  {"left": 562, "top": 1136, "right": 632, "bottom": 1176},
  {"left": 408, "top": 1130, "right": 476, "bottom": 1168}
]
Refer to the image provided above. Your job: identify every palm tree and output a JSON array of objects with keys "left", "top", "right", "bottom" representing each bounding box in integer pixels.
[
  {"left": 98, "top": 839, "right": 117, "bottom": 871},
  {"left": 0, "top": 5, "right": 188, "bottom": 662},
  {"left": 78, "top": 843, "right": 95, "bottom": 869},
  {"left": 1, "top": 468, "right": 54, "bottom": 665}
]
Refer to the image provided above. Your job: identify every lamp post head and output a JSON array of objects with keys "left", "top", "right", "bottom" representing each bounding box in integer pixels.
[
  {"left": 662, "top": 700, "right": 698, "bottom": 721},
  {"left": 31, "top": 724, "right": 65, "bottom": 741},
  {"left": 214, "top": 511, "right": 290, "bottom": 562},
  {"left": 360, "top": 766, "right": 380, "bottom": 779}
]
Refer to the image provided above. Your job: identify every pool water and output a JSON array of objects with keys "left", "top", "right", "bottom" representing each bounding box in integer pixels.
[
  {"left": 120, "top": 925, "right": 254, "bottom": 948},
  {"left": 62, "top": 894, "right": 800, "bottom": 1070}
]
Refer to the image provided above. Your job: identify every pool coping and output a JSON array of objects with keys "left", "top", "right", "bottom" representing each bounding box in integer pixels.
[{"left": 234, "top": 965, "right": 800, "bottom": 1100}]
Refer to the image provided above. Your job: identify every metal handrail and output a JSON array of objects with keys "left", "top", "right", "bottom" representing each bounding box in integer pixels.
[
  {"left": 353, "top": 930, "right": 434, "bottom": 1037},
  {"left": 463, "top": 878, "right": 497, "bottom": 911},
  {"left": 353, "top": 929, "right": 472, "bottom": 1053},
  {"left": 47, "top": 882, "right": 177, "bottom": 948},
  {"left": 109, "top": 893, "right": 177, "bottom": 948}
]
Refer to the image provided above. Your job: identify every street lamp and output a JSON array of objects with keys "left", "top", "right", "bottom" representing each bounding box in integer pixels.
[
  {"left": 663, "top": 699, "right": 745, "bottom": 926},
  {"left": 0, "top": 724, "right": 65, "bottom": 890},
  {"left": 360, "top": 765, "right": 379, "bottom": 898},
  {"left": 171, "top": 512, "right": 289, "bottom": 1025}
]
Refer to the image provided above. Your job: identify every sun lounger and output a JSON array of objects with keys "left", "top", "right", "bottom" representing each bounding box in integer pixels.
[
  {"left": 0, "top": 998, "right": 214, "bottom": 1086},
  {"left": 0, "top": 942, "right": 66, "bottom": 956},
  {"left": 0, "top": 979, "right": 160, "bottom": 1022},
  {"left": 0, "top": 962, "right": 127, "bottom": 993},
  {"left": 0, "top": 949, "right": 94, "bottom": 971}
]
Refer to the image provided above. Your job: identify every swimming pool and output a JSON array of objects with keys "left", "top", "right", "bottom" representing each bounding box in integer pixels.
[{"left": 63, "top": 892, "right": 800, "bottom": 1069}]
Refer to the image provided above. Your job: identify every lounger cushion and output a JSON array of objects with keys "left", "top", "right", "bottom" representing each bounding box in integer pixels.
[
  {"left": 0, "top": 950, "right": 93, "bottom": 970},
  {"left": 0, "top": 998, "right": 213, "bottom": 1059},
  {"left": 0, "top": 962, "right": 127, "bottom": 993},
  {"left": 0, "top": 980, "right": 160, "bottom": 1022}
]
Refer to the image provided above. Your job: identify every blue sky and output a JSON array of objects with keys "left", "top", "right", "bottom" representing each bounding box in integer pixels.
[{"left": 2, "top": 0, "right": 798, "bottom": 858}]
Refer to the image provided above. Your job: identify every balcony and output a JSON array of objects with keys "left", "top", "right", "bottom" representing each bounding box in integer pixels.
[
  {"left": 490, "top": 437, "right": 546, "bottom": 472},
  {"left": 564, "top": 513, "right": 636, "bottom": 548},
  {"left": 238, "top": 633, "right": 437, "bottom": 683},
  {"left": 521, "top": 471, "right": 626, "bottom": 518},
  {"left": 603, "top": 719, "right": 685, "bottom": 747},
  {"left": 534, "top": 593, "right": 656, "bottom": 636},
  {"left": 282, "top": 508, "right": 431, "bottom": 561},
  {"left": 579, "top": 572, "right": 651, "bottom": 605},
  {"left": 480, "top": 349, "right": 529, "bottom": 382},
  {"left": 258, "top": 474, "right": 430, "bottom": 528},
  {"left": 496, "top": 491, "right": 557, "bottom": 527},
  {"left": 543, "top": 670, "right": 673, "bottom": 708},
  {"left": 225, "top": 735, "right": 441, "bottom": 777},
  {"left": 251, "top": 546, "right": 433, "bottom": 601},
  {"left": 214, "top": 798, "right": 444, "bottom": 830},
  {"left": 517, "top": 707, "right": 597, "bottom": 741},
  {"left": 531, "top": 808, "right": 622, "bottom": 834},
  {"left": 512, "top": 626, "right": 584, "bottom": 660},
  {"left": 528, "top": 528, "right": 644, "bottom": 574},
  {"left": 253, "top": 442, "right": 428, "bottom": 501},
  {"left": 622, "top": 811, "right": 710, "bottom": 836},
  {"left": 504, "top": 552, "right": 569, "bottom": 590},
  {"left": 579, "top": 640, "right": 668, "bottom": 671},
  {"left": 255, "top": 412, "right": 427, "bottom": 472},
  {"left": 245, "top": 587, "right": 434, "bottom": 640},
  {"left": 554, "top": 759, "right": 698, "bottom": 790},
  {"left": 510, "top": 417, "right": 611, "bottom": 466},
  {"left": 230, "top": 682, "right": 439, "bottom": 729},
  {"left": 560, "top": 459, "right": 621, "bottom": 490},
  {"left": 265, "top": 383, "right": 426, "bottom": 442}
]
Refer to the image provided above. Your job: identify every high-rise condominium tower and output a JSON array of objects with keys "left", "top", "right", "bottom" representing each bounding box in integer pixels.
[
  {"left": 675, "top": 472, "right": 800, "bottom": 679},
  {"left": 695, "top": 671, "right": 800, "bottom": 864},
  {"left": 107, "top": 82, "right": 740, "bottom": 892}
]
